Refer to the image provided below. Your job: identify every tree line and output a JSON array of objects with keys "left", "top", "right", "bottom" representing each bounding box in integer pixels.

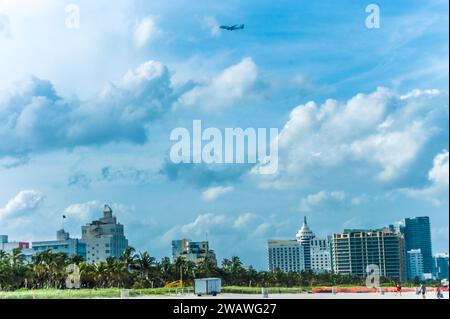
[{"left": 1, "top": 246, "right": 413, "bottom": 291}]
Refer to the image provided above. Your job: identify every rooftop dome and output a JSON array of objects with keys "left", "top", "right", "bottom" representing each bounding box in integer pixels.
[{"left": 296, "top": 216, "right": 315, "bottom": 242}]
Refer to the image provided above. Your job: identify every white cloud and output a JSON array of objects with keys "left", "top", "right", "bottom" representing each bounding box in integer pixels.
[
  {"left": 133, "top": 16, "right": 161, "bottom": 48},
  {"left": 180, "top": 214, "right": 227, "bottom": 234},
  {"left": 264, "top": 87, "right": 447, "bottom": 187},
  {"left": 0, "top": 60, "right": 176, "bottom": 156},
  {"left": 159, "top": 212, "right": 268, "bottom": 244},
  {"left": 160, "top": 213, "right": 228, "bottom": 243},
  {"left": 401, "top": 150, "right": 449, "bottom": 205},
  {"left": 202, "top": 186, "right": 234, "bottom": 202},
  {"left": 252, "top": 222, "right": 271, "bottom": 237},
  {"left": 350, "top": 122, "right": 427, "bottom": 181},
  {"left": 351, "top": 194, "right": 370, "bottom": 206},
  {"left": 428, "top": 150, "right": 449, "bottom": 187},
  {"left": 63, "top": 200, "right": 100, "bottom": 221},
  {"left": 176, "top": 57, "right": 258, "bottom": 111},
  {"left": 299, "top": 190, "right": 346, "bottom": 212},
  {"left": 202, "top": 16, "right": 220, "bottom": 37},
  {"left": 400, "top": 88, "right": 440, "bottom": 100},
  {"left": 0, "top": 190, "right": 44, "bottom": 221},
  {"left": 233, "top": 213, "right": 257, "bottom": 229}
]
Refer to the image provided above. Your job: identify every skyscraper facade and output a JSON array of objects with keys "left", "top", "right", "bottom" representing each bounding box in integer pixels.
[
  {"left": 406, "top": 249, "right": 424, "bottom": 280},
  {"left": 296, "top": 217, "right": 315, "bottom": 270},
  {"left": 267, "top": 217, "right": 331, "bottom": 273},
  {"left": 433, "top": 253, "right": 449, "bottom": 280},
  {"left": 310, "top": 237, "right": 332, "bottom": 273},
  {"left": 331, "top": 228, "right": 406, "bottom": 281},
  {"left": 268, "top": 240, "right": 305, "bottom": 272},
  {"left": 403, "top": 217, "right": 433, "bottom": 274},
  {"left": 80, "top": 205, "right": 128, "bottom": 263}
]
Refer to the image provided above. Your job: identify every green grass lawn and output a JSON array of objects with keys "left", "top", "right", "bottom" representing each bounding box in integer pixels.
[{"left": 0, "top": 288, "right": 189, "bottom": 299}]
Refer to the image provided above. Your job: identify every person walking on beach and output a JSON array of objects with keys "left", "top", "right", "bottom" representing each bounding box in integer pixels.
[
  {"left": 436, "top": 286, "right": 442, "bottom": 299},
  {"left": 395, "top": 283, "right": 402, "bottom": 296},
  {"left": 418, "top": 284, "right": 427, "bottom": 299}
]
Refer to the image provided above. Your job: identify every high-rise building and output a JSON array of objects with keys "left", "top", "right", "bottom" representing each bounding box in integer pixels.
[
  {"left": 433, "top": 253, "right": 449, "bottom": 280},
  {"left": 402, "top": 217, "right": 433, "bottom": 275},
  {"left": 296, "top": 217, "right": 315, "bottom": 270},
  {"left": 81, "top": 204, "right": 128, "bottom": 263},
  {"left": 172, "top": 239, "right": 217, "bottom": 264},
  {"left": 32, "top": 229, "right": 86, "bottom": 260},
  {"left": 406, "top": 249, "right": 424, "bottom": 280},
  {"left": 267, "top": 217, "right": 331, "bottom": 273},
  {"left": 310, "top": 237, "right": 332, "bottom": 273},
  {"left": 268, "top": 240, "right": 305, "bottom": 272},
  {"left": 331, "top": 228, "right": 406, "bottom": 281}
]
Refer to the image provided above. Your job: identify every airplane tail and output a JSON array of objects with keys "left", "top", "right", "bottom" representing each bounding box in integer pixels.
[{"left": 240, "top": 24, "right": 245, "bottom": 29}]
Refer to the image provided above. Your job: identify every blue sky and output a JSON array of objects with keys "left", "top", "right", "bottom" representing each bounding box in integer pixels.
[{"left": 0, "top": 0, "right": 448, "bottom": 269}]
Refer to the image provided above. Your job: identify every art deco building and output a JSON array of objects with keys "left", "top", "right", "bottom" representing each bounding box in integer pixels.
[{"left": 80, "top": 204, "right": 128, "bottom": 263}]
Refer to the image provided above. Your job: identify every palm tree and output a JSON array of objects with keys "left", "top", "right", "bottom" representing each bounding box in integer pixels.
[
  {"left": 133, "top": 252, "right": 157, "bottom": 288},
  {"left": 121, "top": 246, "right": 137, "bottom": 271},
  {"left": 198, "top": 254, "right": 219, "bottom": 278}
]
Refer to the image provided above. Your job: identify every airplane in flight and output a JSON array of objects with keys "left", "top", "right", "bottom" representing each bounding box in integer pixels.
[{"left": 220, "top": 24, "right": 245, "bottom": 31}]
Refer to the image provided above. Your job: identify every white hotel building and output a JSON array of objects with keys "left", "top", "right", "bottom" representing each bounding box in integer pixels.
[{"left": 268, "top": 217, "right": 331, "bottom": 273}]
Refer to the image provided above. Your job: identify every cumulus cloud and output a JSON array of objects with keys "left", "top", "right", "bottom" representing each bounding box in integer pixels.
[
  {"left": 401, "top": 150, "right": 449, "bottom": 205},
  {"left": 160, "top": 213, "right": 227, "bottom": 243},
  {"left": 202, "top": 186, "right": 234, "bottom": 202},
  {"left": 202, "top": 16, "right": 220, "bottom": 37},
  {"left": 233, "top": 213, "right": 257, "bottom": 229},
  {"left": 266, "top": 87, "right": 448, "bottom": 187},
  {"left": 133, "top": 16, "right": 161, "bottom": 48},
  {"left": 63, "top": 200, "right": 101, "bottom": 221},
  {"left": 62, "top": 201, "right": 133, "bottom": 224},
  {"left": 159, "top": 212, "right": 271, "bottom": 244},
  {"left": 299, "top": 190, "right": 346, "bottom": 212},
  {"left": 0, "top": 60, "right": 177, "bottom": 156},
  {"left": 176, "top": 57, "right": 258, "bottom": 111},
  {"left": 252, "top": 222, "right": 271, "bottom": 237},
  {"left": 428, "top": 150, "right": 449, "bottom": 188},
  {"left": 0, "top": 190, "right": 44, "bottom": 221}
]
